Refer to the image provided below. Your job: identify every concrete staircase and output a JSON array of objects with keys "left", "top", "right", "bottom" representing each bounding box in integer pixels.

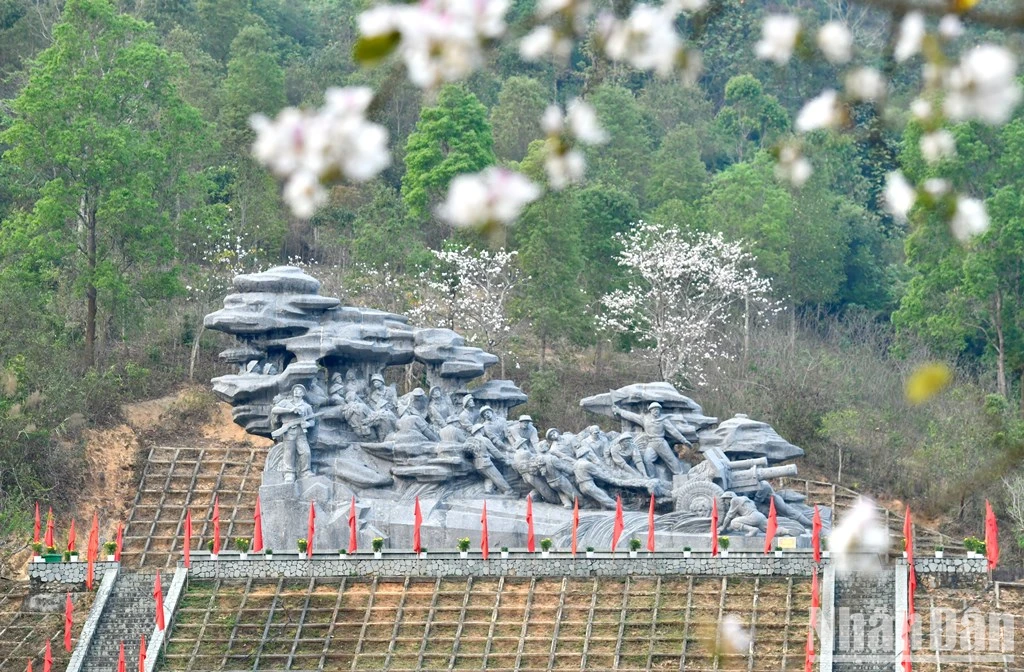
[
  {"left": 78, "top": 571, "right": 167, "bottom": 672},
  {"left": 833, "top": 567, "right": 896, "bottom": 672}
]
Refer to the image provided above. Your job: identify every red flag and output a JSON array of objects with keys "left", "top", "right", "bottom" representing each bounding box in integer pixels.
[
  {"left": 811, "top": 505, "right": 822, "bottom": 564},
  {"left": 901, "top": 613, "right": 912, "bottom": 672},
  {"left": 908, "top": 564, "right": 917, "bottom": 622},
  {"left": 480, "top": 501, "right": 489, "bottom": 560},
  {"left": 413, "top": 496, "right": 422, "bottom": 554},
  {"left": 348, "top": 497, "right": 358, "bottom": 554},
  {"left": 212, "top": 496, "right": 221, "bottom": 556},
  {"left": 86, "top": 513, "right": 98, "bottom": 590},
  {"left": 611, "top": 495, "right": 624, "bottom": 552},
  {"left": 117, "top": 641, "right": 126, "bottom": 672},
  {"left": 711, "top": 498, "right": 719, "bottom": 557},
  {"left": 154, "top": 573, "right": 165, "bottom": 631},
  {"left": 67, "top": 519, "right": 76, "bottom": 553},
  {"left": 985, "top": 500, "right": 1000, "bottom": 570},
  {"left": 252, "top": 496, "right": 264, "bottom": 553},
  {"left": 804, "top": 620, "right": 814, "bottom": 672},
  {"left": 26, "top": 659, "right": 32, "bottom": 672},
  {"left": 307, "top": 501, "right": 316, "bottom": 558},
  {"left": 764, "top": 498, "right": 778, "bottom": 554},
  {"left": 647, "top": 496, "right": 656, "bottom": 553},
  {"left": 811, "top": 570, "right": 820, "bottom": 623},
  {"left": 903, "top": 506, "right": 914, "bottom": 566},
  {"left": 34, "top": 502, "right": 40, "bottom": 545},
  {"left": 45, "top": 508, "right": 54, "bottom": 549},
  {"left": 525, "top": 495, "right": 535, "bottom": 553},
  {"left": 43, "top": 640, "right": 52, "bottom": 672},
  {"left": 138, "top": 635, "right": 147, "bottom": 672},
  {"left": 63, "top": 593, "right": 73, "bottom": 651},
  {"left": 183, "top": 510, "right": 192, "bottom": 569},
  {"left": 115, "top": 522, "right": 123, "bottom": 562},
  {"left": 571, "top": 497, "right": 579, "bottom": 556}
]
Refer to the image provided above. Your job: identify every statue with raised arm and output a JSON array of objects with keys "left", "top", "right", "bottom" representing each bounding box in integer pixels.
[
  {"left": 270, "top": 384, "right": 316, "bottom": 482},
  {"left": 611, "top": 401, "right": 689, "bottom": 475}
]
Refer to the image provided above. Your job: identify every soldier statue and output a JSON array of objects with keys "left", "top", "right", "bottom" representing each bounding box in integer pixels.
[
  {"left": 611, "top": 401, "right": 689, "bottom": 475},
  {"left": 270, "top": 384, "right": 316, "bottom": 482}
]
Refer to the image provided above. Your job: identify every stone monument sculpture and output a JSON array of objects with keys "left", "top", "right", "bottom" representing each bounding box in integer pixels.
[{"left": 206, "top": 267, "right": 828, "bottom": 552}]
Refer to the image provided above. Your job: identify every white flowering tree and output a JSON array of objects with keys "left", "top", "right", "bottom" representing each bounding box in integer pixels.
[
  {"left": 411, "top": 247, "right": 525, "bottom": 376},
  {"left": 599, "top": 221, "right": 772, "bottom": 387}
]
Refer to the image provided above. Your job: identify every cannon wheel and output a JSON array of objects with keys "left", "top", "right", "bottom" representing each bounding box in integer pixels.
[{"left": 673, "top": 479, "right": 726, "bottom": 517}]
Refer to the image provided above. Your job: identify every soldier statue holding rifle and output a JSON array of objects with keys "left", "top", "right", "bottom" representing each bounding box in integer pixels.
[{"left": 271, "top": 384, "right": 317, "bottom": 482}]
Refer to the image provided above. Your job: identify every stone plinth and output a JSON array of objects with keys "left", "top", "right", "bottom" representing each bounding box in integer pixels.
[{"left": 29, "top": 560, "right": 120, "bottom": 591}]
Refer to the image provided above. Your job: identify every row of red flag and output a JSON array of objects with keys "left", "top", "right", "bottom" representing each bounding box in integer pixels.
[{"left": 182, "top": 495, "right": 1002, "bottom": 562}]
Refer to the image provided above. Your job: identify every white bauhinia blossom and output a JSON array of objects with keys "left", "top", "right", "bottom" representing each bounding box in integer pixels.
[
  {"left": 845, "top": 67, "right": 887, "bottom": 102},
  {"left": 599, "top": 221, "right": 773, "bottom": 386},
  {"left": 829, "top": 498, "right": 890, "bottom": 574},
  {"left": 944, "top": 45, "right": 1023, "bottom": 125},
  {"left": 410, "top": 247, "right": 525, "bottom": 361},
  {"left": 910, "top": 98, "right": 932, "bottom": 120},
  {"left": 438, "top": 168, "right": 541, "bottom": 228},
  {"left": 541, "top": 99, "right": 607, "bottom": 188},
  {"left": 919, "top": 130, "right": 956, "bottom": 163},
  {"left": 817, "top": 21, "right": 853, "bottom": 65},
  {"left": 520, "top": 26, "right": 573, "bottom": 62},
  {"left": 755, "top": 14, "right": 800, "bottom": 65},
  {"left": 894, "top": 11, "right": 925, "bottom": 62},
  {"left": 884, "top": 171, "right": 916, "bottom": 221},
  {"left": 566, "top": 99, "right": 608, "bottom": 144},
  {"left": 544, "top": 148, "right": 587, "bottom": 189},
  {"left": 521, "top": 0, "right": 591, "bottom": 62},
  {"left": 923, "top": 178, "right": 951, "bottom": 197},
  {"left": 938, "top": 14, "right": 963, "bottom": 40},
  {"left": 795, "top": 89, "right": 842, "bottom": 132},
  {"left": 717, "top": 615, "right": 752, "bottom": 655},
  {"left": 600, "top": 4, "right": 682, "bottom": 77},
  {"left": 358, "top": 0, "right": 510, "bottom": 89},
  {"left": 950, "top": 197, "right": 990, "bottom": 241},
  {"left": 774, "top": 144, "right": 813, "bottom": 187},
  {"left": 250, "top": 86, "right": 390, "bottom": 218}
]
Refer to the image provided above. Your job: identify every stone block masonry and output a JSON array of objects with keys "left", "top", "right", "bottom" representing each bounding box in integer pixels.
[{"left": 28, "top": 560, "right": 119, "bottom": 592}]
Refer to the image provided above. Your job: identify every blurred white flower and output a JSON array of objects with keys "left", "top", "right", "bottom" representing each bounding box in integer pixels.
[
  {"left": 774, "top": 144, "right": 813, "bottom": 187},
  {"left": 520, "top": 25, "right": 574, "bottom": 62},
  {"left": 283, "top": 171, "right": 328, "bottom": 219},
  {"left": 755, "top": 15, "right": 800, "bottom": 65},
  {"left": 438, "top": 168, "right": 541, "bottom": 227},
  {"left": 718, "top": 614, "right": 752, "bottom": 655},
  {"left": 600, "top": 4, "right": 682, "bottom": 77},
  {"left": 566, "top": 99, "right": 608, "bottom": 144},
  {"left": 829, "top": 498, "right": 890, "bottom": 574},
  {"left": 894, "top": 12, "right": 925, "bottom": 62},
  {"left": 250, "top": 87, "right": 390, "bottom": 218},
  {"left": 795, "top": 90, "right": 842, "bottom": 132},
  {"left": 944, "top": 45, "right": 1023, "bottom": 125},
  {"left": 919, "top": 130, "right": 956, "bottom": 164},
  {"left": 665, "top": 0, "right": 707, "bottom": 12},
  {"left": 910, "top": 98, "right": 932, "bottom": 120},
  {"left": 884, "top": 171, "right": 916, "bottom": 221},
  {"left": 817, "top": 21, "right": 853, "bottom": 64},
  {"left": 541, "top": 99, "right": 605, "bottom": 188},
  {"left": 845, "top": 68, "right": 887, "bottom": 102},
  {"left": 545, "top": 147, "right": 587, "bottom": 189},
  {"left": 938, "top": 14, "right": 963, "bottom": 40},
  {"left": 951, "top": 197, "right": 990, "bottom": 241}
]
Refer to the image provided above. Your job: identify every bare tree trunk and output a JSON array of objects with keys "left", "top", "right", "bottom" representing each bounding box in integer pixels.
[
  {"left": 743, "top": 293, "right": 750, "bottom": 365},
  {"left": 994, "top": 290, "right": 1008, "bottom": 398},
  {"left": 188, "top": 323, "right": 205, "bottom": 382},
  {"left": 837, "top": 447, "right": 843, "bottom": 485},
  {"left": 85, "top": 207, "right": 97, "bottom": 368},
  {"left": 788, "top": 301, "right": 796, "bottom": 351}
]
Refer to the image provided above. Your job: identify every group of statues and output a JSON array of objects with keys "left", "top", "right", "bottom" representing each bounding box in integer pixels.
[{"left": 267, "top": 371, "right": 701, "bottom": 510}]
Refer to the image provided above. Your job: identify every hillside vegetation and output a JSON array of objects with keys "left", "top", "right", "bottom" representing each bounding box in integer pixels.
[{"left": 0, "top": 0, "right": 1023, "bottom": 560}]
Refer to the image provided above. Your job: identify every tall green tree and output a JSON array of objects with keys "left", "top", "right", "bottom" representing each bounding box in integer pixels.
[
  {"left": 586, "top": 85, "right": 655, "bottom": 199},
  {"left": 218, "top": 24, "right": 286, "bottom": 152},
  {"left": 402, "top": 85, "right": 496, "bottom": 221},
  {"left": 646, "top": 125, "right": 708, "bottom": 206},
  {"left": 0, "top": 0, "right": 210, "bottom": 366},
  {"left": 490, "top": 76, "right": 548, "bottom": 162}
]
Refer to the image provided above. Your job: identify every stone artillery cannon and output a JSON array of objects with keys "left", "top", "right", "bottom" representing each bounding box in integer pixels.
[{"left": 672, "top": 447, "right": 799, "bottom": 516}]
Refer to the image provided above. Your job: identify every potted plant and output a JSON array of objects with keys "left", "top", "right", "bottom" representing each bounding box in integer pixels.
[
  {"left": 964, "top": 536, "right": 985, "bottom": 559},
  {"left": 68, "top": 550, "right": 79, "bottom": 562},
  {"left": 103, "top": 541, "right": 117, "bottom": 561},
  {"left": 62, "top": 550, "right": 72, "bottom": 562},
  {"left": 339, "top": 549, "right": 348, "bottom": 558},
  {"left": 683, "top": 546, "right": 692, "bottom": 558},
  {"left": 458, "top": 537, "right": 471, "bottom": 558},
  {"left": 934, "top": 545, "right": 944, "bottom": 559},
  {"left": 207, "top": 539, "right": 218, "bottom": 560},
  {"left": 629, "top": 538, "right": 641, "bottom": 558},
  {"left": 30, "top": 542, "right": 43, "bottom": 562},
  {"left": 540, "top": 538, "right": 553, "bottom": 558},
  {"left": 774, "top": 542, "right": 784, "bottom": 558},
  {"left": 586, "top": 546, "right": 595, "bottom": 559},
  {"left": 500, "top": 546, "right": 509, "bottom": 559},
  {"left": 235, "top": 538, "right": 250, "bottom": 559},
  {"left": 719, "top": 537, "right": 731, "bottom": 557},
  {"left": 297, "top": 538, "right": 308, "bottom": 555},
  {"left": 902, "top": 537, "right": 909, "bottom": 559},
  {"left": 419, "top": 546, "right": 428, "bottom": 559},
  {"left": 372, "top": 537, "right": 384, "bottom": 558},
  {"left": 44, "top": 546, "right": 61, "bottom": 563},
  {"left": 821, "top": 537, "right": 830, "bottom": 558}
]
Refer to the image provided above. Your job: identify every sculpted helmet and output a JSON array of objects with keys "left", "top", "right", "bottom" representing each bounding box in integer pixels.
[
  {"left": 291, "top": 384, "right": 307, "bottom": 396},
  {"left": 518, "top": 415, "right": 533, "bottom": 423},
  {"left": 470, "top": 423, "right": 486, "bottom": 435},
  {"left": 648, "top": 402, "right": 663, "bottom": 411},
  {"left": 545, "top": 428, "right": 560, "bottom": 440},
  {"left": 370, "top": 373, "right": 385, "bottom": 384}
]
